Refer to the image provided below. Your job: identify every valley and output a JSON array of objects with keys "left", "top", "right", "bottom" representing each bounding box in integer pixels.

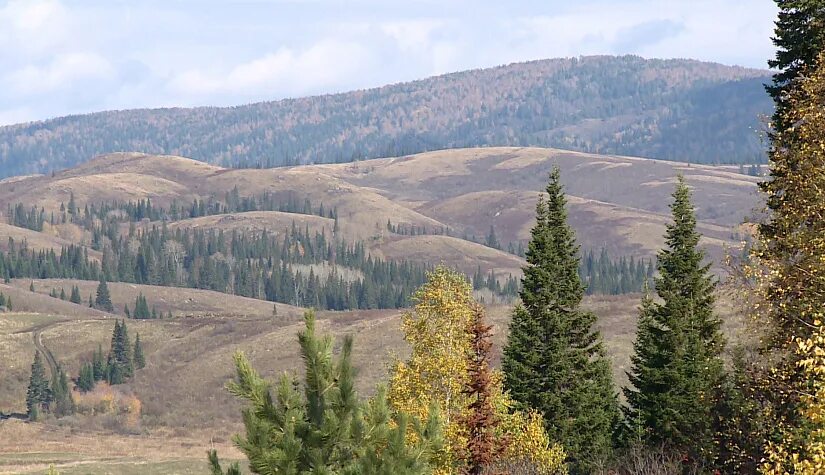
[{"left": 0, "top": 146, "right": 757, "bottom": 473}]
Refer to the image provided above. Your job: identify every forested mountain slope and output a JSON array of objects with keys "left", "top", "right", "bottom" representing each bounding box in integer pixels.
[{"left": 0, "top": 56, "right": 771, "bottom": 177}]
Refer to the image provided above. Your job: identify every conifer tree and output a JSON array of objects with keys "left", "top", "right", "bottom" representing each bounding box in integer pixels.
[
  {"left": 623, "top": 177, "right": 724, "bottom": 464},
  {"left": 502, "top": 167, "right": 619, "bottom": 473},
  {"left": 77, "top": 362, "right": 95, "bottom": 392},
  {"left": 463, "top": 304, "right": 503, "bottom": 475},
  {"left": 95, "top": 278, "right": 114, "bottom": 312},
  {"left": 26, "top": 351, "right": 50, "bottom": 420},
  {"left": 208, "top": 449, "right": 241, "bottom": 475},
  {"left": 59, "top": 288, "right": 66, "bottom": 300},
  {"left": 210, "top": 311, "right": 443, "bottom": 474},
  {"left": 134, "top": 333, "right": 145, "bottom": 370},
  {"left": 92, "top": 344, "right": 106, "bottom": 381},
  {"left": 759, "top": 51, "right": 825, "bottom": 473},
  {"left": 767, "top": 0, "right": 825, "bottom": 131},
  {"left": 69, "top": 285, "right": 81, "bottom": 304},
  {"left": 123, "top": 303, "right": 130, "bottom": 317},
  {"left": 133, "top": 294, "right": 150, "bottom": 319},
  {"left": 50, "top": 365, "right": 74, "bottom": 417},
  {"left": 107, "top": 320, "right": 133, "bottom": 384}
]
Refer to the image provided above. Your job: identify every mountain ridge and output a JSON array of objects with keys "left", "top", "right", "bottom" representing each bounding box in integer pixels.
[{"left": 0, "top": 55, "right": 772, "bottom": 178}]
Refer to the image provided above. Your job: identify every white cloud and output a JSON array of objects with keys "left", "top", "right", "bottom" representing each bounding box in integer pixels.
[
  {"left": 380, "top": 19, "right": 445, "bottom": 53},
  {"left": 0, "top": 0, "right": 73, "bottom": 56},
  {"left": 169, "top": 40, "right": 374, "bottom": 98},
  {"left": 5, "top": 52, "right": 115, "bottom": 95}
]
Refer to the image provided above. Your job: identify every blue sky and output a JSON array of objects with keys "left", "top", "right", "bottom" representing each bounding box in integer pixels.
[{"left": 0, "top": 0, "right": 777, "bottom": 126}]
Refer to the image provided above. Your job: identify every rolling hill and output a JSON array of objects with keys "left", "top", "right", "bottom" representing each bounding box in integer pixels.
[
  {"left": 0, "top": 145, "right": 762, "bottom": 473},
  {"left": 0, "top": 56, "right": 772, "bottom": 178},
  {"left": 0, "top": 147, "right": 759, "bottom": 272}
]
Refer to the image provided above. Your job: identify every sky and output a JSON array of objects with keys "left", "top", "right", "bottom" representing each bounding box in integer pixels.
[{"left": 0, "top": 0, "right": 778, "bottom": 126}]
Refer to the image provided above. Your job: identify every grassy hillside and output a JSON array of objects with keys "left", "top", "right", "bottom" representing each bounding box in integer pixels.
[
  {"left": 0, "top": 56, "right": 771, "bottom": 177},
  {"left": 0, "top": 144, "right": 760, "bottom": 471},
  {"left": 0, "top": 147, "right": 759, "bottom": 269}
]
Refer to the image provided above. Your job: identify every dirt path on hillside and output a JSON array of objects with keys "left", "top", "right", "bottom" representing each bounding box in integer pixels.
[{"left": 33, "top": 326, "right": 59, "bottom": 379}]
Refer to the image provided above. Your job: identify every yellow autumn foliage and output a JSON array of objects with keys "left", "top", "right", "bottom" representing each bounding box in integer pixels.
[
  {"left": 758, "top": 51, "right": 825, "bottom": 474},
  {"left": 388, "top": 266, "right": 566, "bottom": 474}
]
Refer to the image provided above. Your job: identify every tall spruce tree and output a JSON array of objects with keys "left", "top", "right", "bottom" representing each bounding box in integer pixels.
[
  {"left": 107, "top": 320, "right": 133, "bottom": 384},
  {"left": 758, "top": 51, "right": 825, "bottom": 472},
  {"left": 95, "top": 278, "right": 114, "bottom": 312},
  {"left": 502, "top": 166, "right": 619, "bottom": 473},
  {"left": 767, "top": 0, "right": 825, "bottom": 131},
  {"left": 623, "top": 176, "right": 725, "bottom": 464},
  {"left": 25, "top": 351, "right": 50, "bottom": 420},
  {"left": 210, "top": 311, "right": 443, "bottom": 474}
]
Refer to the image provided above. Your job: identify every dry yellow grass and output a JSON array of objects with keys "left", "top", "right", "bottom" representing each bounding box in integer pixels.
[
  {"left": 0, "top": 147, "right": 758, "bottom": 265},
  {"left": 164, "top": 210, "right": 334, "bottom": 237},
  {"left": 378, "top": 234, "right": 525, "bottom": 277},
  {"left": 9, "top": 279, "right": 302, "bottom": 320}
]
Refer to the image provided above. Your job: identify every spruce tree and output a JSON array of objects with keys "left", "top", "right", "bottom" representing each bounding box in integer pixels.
[
  {"left": 133, "top": 294, "right": 150, "bottom": 319},
  {"left": 623, "top": 176, "right": 724, "bottom": 463},
  {"left": 95, "top": 278, "right": 114, "bottom": 312},
  {"left": 77, "top": 362, "right": 95, "bottom": 392},
  {"left": 107, "top": 320, "right": 133, "bottom": 384},
  {"left": 134, "top": 333, "right": 146, "bottom": 370},
  {"left": 26, "top": 351, "right": 50, "bottom": 420},
  {"left": 210, "top": 311, "right": 443, "bottom": 474},
  {"left": 757, "top": 50, "right": 825, "bottom": 471},
  {"left": 69, "top": 285, "right": 81, "bottom": 304},
  {"left": 767, "top": 0, "right": 825, "bottom": 131},
  {"left": 502, "top": 166, "right": 619, "bottom": 473},
  {"left": 92, "top": 344, "right": 106, "bottom": 381},
  {"left": 463, "top": 304, "right": 502, "bottom": 474},
  {"left": 51, "top": 365, "right": 74, "bottom": 417}
]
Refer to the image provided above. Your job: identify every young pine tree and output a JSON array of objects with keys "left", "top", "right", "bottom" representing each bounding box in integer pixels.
[
  {"left": 623, "top": 176, "right": 725, "bottom": 464},
  {"left": 502, "top": 166, "right": 619, "bottom": 473},
  {"left": 210, "top": 311, "right": 443, "bottom": 474},
  {"left": 95, "top": 278, "right": 114, "bottom": 312},
  {"left": 26, "top": 351, "right": 50, "bottom": 420}
]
